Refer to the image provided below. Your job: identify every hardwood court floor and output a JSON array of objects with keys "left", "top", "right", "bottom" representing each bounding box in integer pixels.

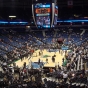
[{"left": 13, "top": 49, "right": 69, "bottom": 68}]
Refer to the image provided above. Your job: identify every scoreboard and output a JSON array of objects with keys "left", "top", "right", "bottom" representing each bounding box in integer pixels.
[
  {"left": 35, "top": 3, "right": 51, "bottom": 28},
  {"left": 54, "top": 6, "right": 58, "bottom": 25},
  {"left": 32, "top": 2, "right": 58, "bottom": 29},
  {"left": 35, "top": 8, "right": 50, "bottom": 14}
]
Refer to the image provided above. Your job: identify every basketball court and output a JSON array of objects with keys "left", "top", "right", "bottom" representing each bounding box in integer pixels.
[{"left": 11, "top": 49, "right": 69, "bottom": 68}]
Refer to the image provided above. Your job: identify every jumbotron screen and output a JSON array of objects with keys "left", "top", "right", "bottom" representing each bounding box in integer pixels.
[
  {"left": 35, "top": 3, "right": 51, "bottom": 28},
  {"left": 54, "top": 6, "right": 58, "bottom": 25}
]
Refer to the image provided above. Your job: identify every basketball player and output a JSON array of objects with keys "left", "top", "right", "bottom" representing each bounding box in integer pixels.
[
  {"left": 39, "top": 51, "right": 41, "bottom": 56},
  {"left": 59, "top": 49, "right": 60, "bottom": 54},
  {"left": 52, "top": 55, "right": 56, "bottom": 63},
  {"left": 38, "top": 58, "right": 40, "bottom": 65},
  {"left": 46, "top": 58, "right": 48, "bottom": 64},
  {"left": 40, "top": 46, "right": 43, "bottom": 55},
  {"left": 62, "top": 58, "right": 64, "bottom": 63},
  {"left": 61, "top": 50, "right": 63, "bottom": 56}
]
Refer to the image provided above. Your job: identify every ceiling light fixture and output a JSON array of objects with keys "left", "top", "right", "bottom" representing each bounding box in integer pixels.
[{"left": 9, "top": 16, "right": 16, "bottom": 18}]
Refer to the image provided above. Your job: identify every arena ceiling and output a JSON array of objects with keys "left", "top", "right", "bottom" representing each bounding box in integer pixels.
[{"left": 0, "top": 0, "right": 88, "bottom": 21}]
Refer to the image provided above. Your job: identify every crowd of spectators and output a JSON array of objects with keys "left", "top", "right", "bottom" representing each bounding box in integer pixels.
[{"left": 0, "top": 29, "right": 88, "bottom": 88}]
